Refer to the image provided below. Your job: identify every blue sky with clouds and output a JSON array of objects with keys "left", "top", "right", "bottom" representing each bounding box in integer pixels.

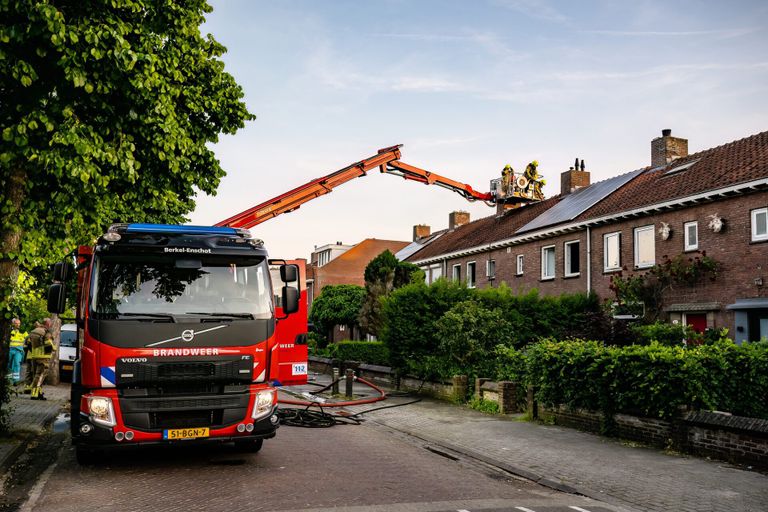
[{"left": 191, "top": 0, "right": 768, "bottom": 259}]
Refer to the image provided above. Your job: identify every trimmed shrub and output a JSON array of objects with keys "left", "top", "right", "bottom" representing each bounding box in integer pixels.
[
  {"left": 525, "top": 339, "right": 768, "bottom": 420},
  {"left": 381, "top": 279, "right": 472, "bottom": 379},
  {"left": 630, "top": 321, "right": 693, "bottom": 346},
  {"left": 435, "top": 300, "right": 515, "bottom": 379},
  {"left": 326, "top": 341, "right": 390, "bottom": 366}
]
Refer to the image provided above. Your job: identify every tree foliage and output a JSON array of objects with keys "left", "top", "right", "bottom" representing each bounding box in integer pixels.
[
  {"left": 309, "top": 285, "right": 365, "bottom": 341},
  {"left": 358, "top": 250, "right": 422, "bottom": 338},
  {"left": 9, "top": 271, "right": 49, "bottom": 331},
  {"left": 0, "top": 0, "right": 252, "bottom": 404}
]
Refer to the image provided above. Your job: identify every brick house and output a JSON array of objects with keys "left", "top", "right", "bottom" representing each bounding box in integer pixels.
[
  {"left": 407, "top": 130, "right": 768, "bottom": 343},
  {"left": 307, "top": 238, "right": 409, "bottom": 341}
]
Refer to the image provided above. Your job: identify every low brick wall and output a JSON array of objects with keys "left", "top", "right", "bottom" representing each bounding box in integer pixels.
[
  {"left": 308, "top": 356, "right": 455, "bottom": 399},
  {"left": 539, "top": 404, "right": 768, "bottom": 469}
]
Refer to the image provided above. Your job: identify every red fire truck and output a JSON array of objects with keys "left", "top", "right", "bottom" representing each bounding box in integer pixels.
[
  {"left": 49, "top": 145, "right": 538, "bottom": 464},
  {"left": 50, "top": 224, "right": 308, "bottom": 463}
]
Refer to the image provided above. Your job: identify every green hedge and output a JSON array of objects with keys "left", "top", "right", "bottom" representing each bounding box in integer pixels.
[
  {"left": 326, "top": 341, "right": 390, "bottom": 366},
  {"left": 522, "top": 339, "right": 768, "bottom": 420},
  {"left": 380, "top": 281, "right": 608, "bottom": 380}
]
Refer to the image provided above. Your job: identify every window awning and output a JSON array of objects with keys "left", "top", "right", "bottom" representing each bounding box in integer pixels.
[
  {"left": 726, "top": 298, "right": 768, "bottom": 310},
  {"left": 665, "top": 302, "right": 721, "bottom": 312}
]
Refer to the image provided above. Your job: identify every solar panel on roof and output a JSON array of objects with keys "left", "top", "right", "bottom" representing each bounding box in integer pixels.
[{"left": 515, "top": 168, "right": 645, "bottom": 234}]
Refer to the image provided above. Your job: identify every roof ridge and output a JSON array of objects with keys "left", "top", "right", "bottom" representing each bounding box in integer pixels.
[{"left": 678, "top": 129, "right": 768, "bottom": 163}]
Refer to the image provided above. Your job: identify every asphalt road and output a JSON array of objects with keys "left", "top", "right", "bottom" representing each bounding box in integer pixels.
[{"left": 18, "top": 414, "right": 626, "bottom": 512}]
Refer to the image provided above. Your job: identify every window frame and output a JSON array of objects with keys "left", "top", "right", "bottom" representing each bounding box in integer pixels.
[
  {"left": 564, "top": 240, "right": 581, "bottom": 277},
  {"left": 516, "top": 254, "right": 524, "bottom": 276},
  {"left": 684, "top": 221, "right": 699, "bottom": 251},
  {"left": 431, "top": 264, "right": 442, "bottom": 283},
  {"left": 603, "top": 232, "right": 621, "bottom": 272},
  {"left": 452, "top": 264, "right": 461, "bottom": 282},
  {"left": 486, "top": 259, "right": 496, "bottom": 280},
  {"left": 541, "top": 245, "right": 556, "bottom": 280},
  {"left": 634, "top": 225, "right": 656, "bottom": 269},
  {"left": 467, "top": 261, "right": 476, "bottom": 288},
  {"left": 752, "top": 207, "right": 768, "bottom": 242}
]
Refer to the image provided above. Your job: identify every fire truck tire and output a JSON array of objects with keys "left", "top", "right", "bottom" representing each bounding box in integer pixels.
[
  {"left": 70, "top": 382, "right": 83, "bottom": 438},
  {"left": 75, "top": 446, "right": 101, "bottom": 465},
  {"left": 234, "top": 438, "right": 263, "bottom": 453}
]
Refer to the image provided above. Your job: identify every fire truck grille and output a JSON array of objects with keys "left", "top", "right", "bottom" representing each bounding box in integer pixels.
[
  {"left": 116, "top": 356, "right": 252, "bottom": 386},
  {"left": 120, "top": 393, "right": 250, "bottom": 431}
]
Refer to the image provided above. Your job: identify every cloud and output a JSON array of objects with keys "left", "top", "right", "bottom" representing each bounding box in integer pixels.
[
  {"left": 373, "top": 31, "right": 529, "bottom": 61},
  {"left": 582, "top": 28, "right": 758, "bottom": 39},
  {"left": 491, "top": 0, "right": 568, "bottom": 24},
  {"left": 412, "top": 135, "right": 487, "bottom": 148},
  {"left": 303, "top": 41, "right": 473, "bottom": 94},
  {"left": 391, "top": 77, "right": 467, "bottom": 92}
]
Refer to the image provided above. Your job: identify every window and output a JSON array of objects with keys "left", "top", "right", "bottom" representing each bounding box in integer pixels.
[
  {"left": 516, "top": 255, "right": 524, "bottom": 275},
  {"left": 541, "top": 245, "right": 555, "bottom": 280},
  {"left": 604, "top": 232, "right": 621, "bottom": 271},
  {"left": 564, "top": 240, "right": 580, "bottom": 277},
  {"left": 752, "top": 208, "right": 768, "bottom": 242},
  {"left": 684, "top": 221, "right": 698, "bottom": 251},
  {"left": 634, "top": 225, "right": 655, "bottom": 268},
  {"left": 467, "top": 262, "right": 476, "bottom": 288},
  {"left": 452, "top": 264, "right": 461, "bottom": 282},
  {"left": 431, "top": 265, "right": 442, "bottom": 283},
  {"left": 486, "top": 260, "right": 496, "bottom": 280}
]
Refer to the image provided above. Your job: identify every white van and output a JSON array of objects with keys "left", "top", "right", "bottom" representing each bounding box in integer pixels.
[{"left": 59, "top": 323, "right": 78, "bottom": 381}]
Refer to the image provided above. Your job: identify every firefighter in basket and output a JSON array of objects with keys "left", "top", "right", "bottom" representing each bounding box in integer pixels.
[
  {"left": 500, "top": 164, "right": 514, "bottom": 197},
  {"left": 523, "top": 160, "right": 545, "bottom": 200}
]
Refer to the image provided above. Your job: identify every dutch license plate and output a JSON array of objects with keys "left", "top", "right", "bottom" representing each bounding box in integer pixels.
[
  {"left": 163, "top": 427, "right": 210, "bottom": 440},
  {"left": 62, "top": 364, "right": 73, "bottom": 370}
]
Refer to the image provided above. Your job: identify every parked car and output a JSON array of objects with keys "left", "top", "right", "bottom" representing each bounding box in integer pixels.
[{"left": 59, "top": 323, "right": 78, "bottom": 382}]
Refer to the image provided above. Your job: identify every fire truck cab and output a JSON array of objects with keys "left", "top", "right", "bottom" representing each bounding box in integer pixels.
[{"left": 58, "top": 223, "right": 306, "bottom": 464}]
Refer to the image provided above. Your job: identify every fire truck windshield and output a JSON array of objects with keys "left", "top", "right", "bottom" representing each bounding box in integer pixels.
[{"left": 91, "top": 255, "right": 274, "bottom": 321}]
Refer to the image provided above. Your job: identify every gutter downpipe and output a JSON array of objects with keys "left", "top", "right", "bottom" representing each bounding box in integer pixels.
[{"left": 586, "top": 226, "right": 592, "bottom": 294}]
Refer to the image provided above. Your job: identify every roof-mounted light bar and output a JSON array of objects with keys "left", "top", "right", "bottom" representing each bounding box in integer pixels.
[{"left": 123, "top": 224, "right": 240, "bottom": 235}]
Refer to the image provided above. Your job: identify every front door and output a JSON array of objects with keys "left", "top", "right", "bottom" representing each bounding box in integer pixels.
[{"left": 685, "top": 313, "right": 707, "bottom": 334}]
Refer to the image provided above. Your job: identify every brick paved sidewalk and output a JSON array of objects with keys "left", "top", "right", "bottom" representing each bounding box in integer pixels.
[
  {"left": 0, "top": 384, "right": 68, "bottom": 470},
  {"left": 287, "top": 377, "right": 768, "bottom": 512},
  {"left": 348, "top": 396, "right": 768, "bottom": 512}
]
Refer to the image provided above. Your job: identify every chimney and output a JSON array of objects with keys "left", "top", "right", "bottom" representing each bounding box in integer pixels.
[
  {"left": 560, "top": 158, "right": 591, "bottom": 195},
  {"left": 651, "top": 129, "right": 688, "bottom": 167},
  {"left": 449, "top": 211, "right": 470, "bottom": 230},
  {"left": 413, "top": 224, "right": 431, "bottom": 242}
]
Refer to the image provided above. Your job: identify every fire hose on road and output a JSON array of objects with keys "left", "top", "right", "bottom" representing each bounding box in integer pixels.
[{"left": 276, "top": 374, "right": 420, "bottom": 428}]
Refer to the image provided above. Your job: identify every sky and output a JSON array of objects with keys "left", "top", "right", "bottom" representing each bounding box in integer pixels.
[{"left": 190, "top": 0, "right": 768, "bottom": 260}]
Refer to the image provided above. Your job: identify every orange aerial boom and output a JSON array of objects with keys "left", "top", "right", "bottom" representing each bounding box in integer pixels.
[{"left": 217, "top": 145, "right": 533, "bottom": 230}]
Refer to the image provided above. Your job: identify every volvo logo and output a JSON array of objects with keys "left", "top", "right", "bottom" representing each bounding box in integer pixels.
[{"left": 145, "top": 324, "right": 229, "bottom": 348}]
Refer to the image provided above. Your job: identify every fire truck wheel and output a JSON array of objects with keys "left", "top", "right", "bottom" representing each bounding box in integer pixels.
[
  {"left": 70, "top": 383, "right": 83, "bottom": 438},
  {"left": 234, "top": 438, "right": 263, "bottom": 453},
  {"left": 75, "top": 446, "right": 101, "bottom": 465}
]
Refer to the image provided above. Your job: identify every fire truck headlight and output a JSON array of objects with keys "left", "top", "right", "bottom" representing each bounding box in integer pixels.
[
  {"left": 88, "top": 396, "right": 116, "bottom": 428},
  {"left": 252, "top": 390, "right": 275, "bottom": 420}
]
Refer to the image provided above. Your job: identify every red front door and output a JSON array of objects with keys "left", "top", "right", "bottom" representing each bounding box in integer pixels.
[{"left": 686, "top": 313, "right": 707, "bottom": 334}]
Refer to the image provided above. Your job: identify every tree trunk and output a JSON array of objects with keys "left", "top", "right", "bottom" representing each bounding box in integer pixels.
[
  {"left": 46, "top": 314, "right": 61, "bottom": 385},
  {"left": 0, "top": 166, "right": 27, "bottom": 387}
]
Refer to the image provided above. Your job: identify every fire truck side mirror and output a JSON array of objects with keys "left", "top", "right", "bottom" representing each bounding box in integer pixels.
[
  {"left": 53, "top": 261, "right": 74, "bottom": 282},
  {"left": 281, "top": 285, "right": 299, "bottom": 314},
  {"left": 280, "top": 264, "right": 298, "bottom": 283},
  {"left": 47, "top": 283, "right": 67, "bottom": 314}
]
